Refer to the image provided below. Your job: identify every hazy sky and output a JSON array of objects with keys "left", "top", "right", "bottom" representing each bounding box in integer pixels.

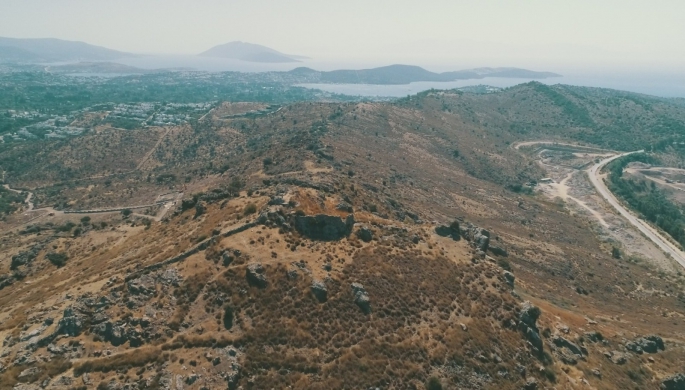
[{"left": 1, "top": 0, "right": 684, "bottom": 72}]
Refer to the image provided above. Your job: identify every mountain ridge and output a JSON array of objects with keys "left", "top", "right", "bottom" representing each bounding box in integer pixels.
[{"left": 0, "top": 37, "right": 132, "bottom": 63}]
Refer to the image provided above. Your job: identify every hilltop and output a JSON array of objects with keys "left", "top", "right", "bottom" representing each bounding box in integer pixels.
[{"left": 198, "top": 41, "right": 306, "bottom": 63}]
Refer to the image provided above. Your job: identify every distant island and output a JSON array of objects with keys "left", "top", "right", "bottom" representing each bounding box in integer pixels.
[
  {"left": 287, "top": 64, "right": 561, "bottom": 84},
  {"left": 198, "top": 41, "right": 307, "bottom": 63},
  {"left": 0, "top": 37, "right": 132, "bottom": 63},
  {"left": 0, "top": 37, "right": 562, "bottom": 84}
]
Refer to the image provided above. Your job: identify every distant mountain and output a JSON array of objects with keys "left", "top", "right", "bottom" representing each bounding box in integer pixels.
[
  {"left": 288, "top": 64, "right": 561, "bottom": 85},
  {"left": 47, "top": 62, "right": 165, "bottom": 74},
  {"left": 199, "top": 41, "right": 305, "bottom": 63},
  {"left": 0, "top": 37, "right": 132, "bottom": 63}
]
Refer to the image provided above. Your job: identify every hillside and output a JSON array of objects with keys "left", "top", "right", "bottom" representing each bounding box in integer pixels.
[
  {"left": 1, "top": 85, "right": 685, "bottom": 389},
  {"left": 0, "top": 37, "right": 132, "bottom": 63},
  {"left": 198, "top": 41, "right": 305, "bottom": 63}
]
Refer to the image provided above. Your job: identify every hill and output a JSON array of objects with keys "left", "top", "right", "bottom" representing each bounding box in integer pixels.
[
  {"left": 288, "top": 64, "right": 561, "bottom": 84},
  {"left": 1, "top": 80, "right": 685, "bottom": 389},
  {"left": 0, "top": 37, "right": 132, "bottom": 63},
  {"left": 198, "top": 41, "right": 305, "bottom": 63}
]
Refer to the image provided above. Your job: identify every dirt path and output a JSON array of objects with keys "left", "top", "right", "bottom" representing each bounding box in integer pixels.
[{"left": 544, "top": 171, "right": 610, "bottom": 227}]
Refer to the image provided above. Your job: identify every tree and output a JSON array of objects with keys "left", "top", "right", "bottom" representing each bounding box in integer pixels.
[
  {"left": 612, "top": 246, "right": 621, "bottom": 259},
  {"left": 122, "top": 209, "right": 132, "bottom": 217}
]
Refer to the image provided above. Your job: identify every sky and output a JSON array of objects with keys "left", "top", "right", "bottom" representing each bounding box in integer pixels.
[{"left": 1, "top": 0, "right": 684, "bottom": 73}]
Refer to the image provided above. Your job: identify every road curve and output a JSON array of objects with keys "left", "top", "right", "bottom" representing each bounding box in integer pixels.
[{"left": 588, "top": 151, "right": 685, "bottom": 269}]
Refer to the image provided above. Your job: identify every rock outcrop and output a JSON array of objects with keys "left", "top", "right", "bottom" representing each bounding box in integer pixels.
[
  {"left": 460, "top": 224, "right": 490, "bottom": 251},
  {"left": 503, "top": 271, "right": 515, "bottom": 288},
  {"left": 294, "top": 214, "right": 354, "bottom": 241},
  {"left": 435, "top": 221, "right": 461, "bottom": 241},
  {"left": 356, "top": 226, "right": 373, "bottom": 242},
  {"left": 311, "top": 280, "right": 328, "bottom": 302},
  {"left": 489, "top": 245, "right": 508, "bottom": 257},
  {"left": 519, "top": 301, "right": 543, "bottom": 353},
  {"left": 352, "top": 283, "right": 371, "bottom": 314},
  {"left": 57, "top": 307, "right": 85, "bottom": 337},
  {"left": 626, "top": 335, "right": 665, "bottom": 354},
  {"left": 246, "top": 263, "right": 267, "bottom": 288},
  {"left": 661, "top": 373, "right": 685, "bottom": 390}
]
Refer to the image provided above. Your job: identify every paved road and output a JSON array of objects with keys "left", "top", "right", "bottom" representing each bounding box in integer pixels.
[{"left": 587, "top": 151, "right": 685, "bottom": 269}]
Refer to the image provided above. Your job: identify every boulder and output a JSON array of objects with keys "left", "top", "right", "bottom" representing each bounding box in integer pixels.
[
  {"left": 503, "top": 271, "right": 515, "bottom": 288},
  {"left": 519, "top": 301, "right": 541, "bottom": 329},
  {"left": 246, "top": 263, "right": 267, "bottom": 288},
  {"left": 311, "top": 280, "right": 328, "bottom": 302},
  {"left": 226, "top": 363, "right": 241, "bottom": 390},
  {"left": 268, "top": 197, "right": 286, "bottom": 206},
  {"left": 525, "top": 326, "right": 543, "bottom": 351},
  {"left": 473, "top": 230, "right": 490, "bottom": 251},
  {"left": 336, "top": 202, "right": 353, "bottom": 213},
  {"left": 435, "top": 221, "right": 461, "bottom": 241},
  {"left": 524, "top": 377, "right": 538, "bottom": 390},
  {"left": 626, "top": 335, "right": 664, "bottom": 354},
  {"left": 584, "top": 331, "right": 603, "bottom": 343},
  {"left": 356, "top": 226, "right": 373, "bottom": 242},
  {"left": 607, "top": 351, "right": 628, "bottom": 365},
  {"left": 156, "top": 268, "right": 182, "bottom": 286},
  {"left": 351, "top": 283, "right": 371, "bottom": 314},
  {"left": 461, "top": 225, "right": 490, "bottom": 250},
  {"left": 489, "top": 245, "right": 508, "bottom": 257},
  {"left": 92, "top": 321, "right": 129, "bottom": 347},
  {"left": 661, "top": 373, "right": 685, "bottom": 390},
  {"left": 552, "top": 335, "right": 584, "bottom": 356},
  {"left": 221, "top": 251, "right": 234, "bottom": 266},
  {"left": 57, "top": 307, "right": 84, "bottom": 337},
  {"left": 127, "top": 275, "right": 156, "bottom": 296},
  {"left": 17, "top": 366, "right": 41, "bottom": 382},
  {"left": 294, "top": 214, "right": 355, "bottom": 241},
  {"left": 519, "top": 301, "right": 542, "bottom": 353}
]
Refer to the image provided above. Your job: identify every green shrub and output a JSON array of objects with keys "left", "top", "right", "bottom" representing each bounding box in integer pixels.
[
  {"left": 223, "top": 306, "right": 234, "bottom": 330},
  {"left": 46, "top": 252, "right": 68, "bottom": 267},
  {"left": 427, "top": 376, "right": 443, "bottom": 390},
  {"left": 244, "top": 203, "right": 257, "bottom": 215}
]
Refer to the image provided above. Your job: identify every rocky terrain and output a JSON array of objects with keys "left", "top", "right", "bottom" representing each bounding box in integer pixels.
[{"left": 1, "top": 86, "right": 685, "bottom": 389}]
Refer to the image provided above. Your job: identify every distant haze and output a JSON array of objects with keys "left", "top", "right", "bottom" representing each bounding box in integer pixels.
[{"left": 0, "top": 0, "right": 683, "bottom": 74}]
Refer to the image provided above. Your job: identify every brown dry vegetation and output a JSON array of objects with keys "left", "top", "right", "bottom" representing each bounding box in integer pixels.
[{"left": 1, "top": 85, "right": 685, "bottom": 388}]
